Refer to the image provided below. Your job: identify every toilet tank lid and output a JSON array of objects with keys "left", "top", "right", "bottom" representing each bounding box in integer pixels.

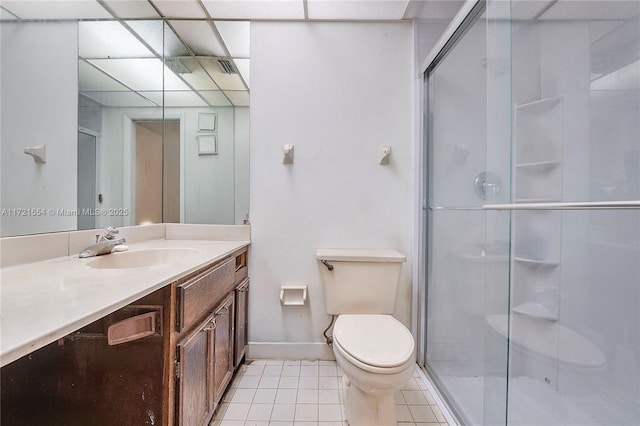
[{"left": 316, "top": 248, "right": 406, "bottom": 262}]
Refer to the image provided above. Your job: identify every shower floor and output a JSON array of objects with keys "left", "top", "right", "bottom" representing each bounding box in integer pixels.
[{"left": 442, "top": 376, "right": 600, "bottom": 425}]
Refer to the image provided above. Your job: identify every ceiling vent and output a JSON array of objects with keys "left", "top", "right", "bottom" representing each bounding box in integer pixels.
[{"left": 217, "top": 59, "right": 237, "bottom": 74}]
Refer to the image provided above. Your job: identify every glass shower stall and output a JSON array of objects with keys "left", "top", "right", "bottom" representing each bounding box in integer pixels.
[{"left": 422, "top": 1, "right": 640, "bottom": 424}]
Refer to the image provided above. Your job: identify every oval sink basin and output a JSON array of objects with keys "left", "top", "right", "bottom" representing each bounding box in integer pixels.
[{"left": 85, "top": 248, "right": 199, "bottom": 269}]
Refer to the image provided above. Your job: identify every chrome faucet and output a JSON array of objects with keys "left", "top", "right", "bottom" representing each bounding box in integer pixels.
[{"left": 79, "top": 226, "right": 126, "bottom": 258}]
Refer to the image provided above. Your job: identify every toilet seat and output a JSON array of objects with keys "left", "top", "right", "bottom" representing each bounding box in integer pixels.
[{"left": 333, "top": 314, "right": 414, "bottom": 374}]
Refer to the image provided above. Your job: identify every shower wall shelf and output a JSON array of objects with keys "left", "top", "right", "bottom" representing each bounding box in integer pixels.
[
  {"left": 512, "top": 302, "right": 558, "bottom": 322},
  {"left": 515, "top": 95, "right": 563, "bottom": 112},
  {"left": 515, "top": 160, "right": 562, "bottom": 170},
  {"left": 513, "top": 257, "right": 560, "bottom": 267}
]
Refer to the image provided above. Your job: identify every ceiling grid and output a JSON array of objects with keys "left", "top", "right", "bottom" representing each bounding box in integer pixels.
[{"left": 0, "top": 0, "right": 468, "bottom": 107}]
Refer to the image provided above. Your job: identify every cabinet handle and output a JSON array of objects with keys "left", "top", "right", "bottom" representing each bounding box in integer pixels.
[{"left": 204, "top": 318, "right": 216, "bottom": 331}]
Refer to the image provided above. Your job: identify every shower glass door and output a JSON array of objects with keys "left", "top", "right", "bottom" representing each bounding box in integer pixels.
[
  {"left": 424, "top": 0, "right": 640, "bottom": 425},
  {"left": 423, "top": 1, "right": 513, "bottom": 424}
]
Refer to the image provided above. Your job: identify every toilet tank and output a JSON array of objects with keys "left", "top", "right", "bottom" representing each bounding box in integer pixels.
[{"left": 316, "top": 248, "right": 406, "bottom": 315}]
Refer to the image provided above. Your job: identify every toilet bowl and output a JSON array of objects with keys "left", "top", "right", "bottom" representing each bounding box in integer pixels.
[
  {"left": 333, "top": 314, "right": 415, "bottom": 426},
  {"left": 316, "top": 248, "right": 414, "bottom": 426}
]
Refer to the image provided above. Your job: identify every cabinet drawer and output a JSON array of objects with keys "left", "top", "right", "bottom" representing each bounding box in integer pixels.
[
  {"left": 235, "top": 266, "right": 248, "bottom": 284},
  {"left": 177, "top": 258, "right": 235, "bottom": 332},
  {"left": 234, "top": 251, "right": 248, "bottom": 284}
]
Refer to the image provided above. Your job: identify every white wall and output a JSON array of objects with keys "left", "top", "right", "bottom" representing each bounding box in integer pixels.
[
  {"left": 249, "top": 21, "right": 413, "bottom": 358},
  {"left": 0, "top": 22, "right": 78, "bottom": 237}
]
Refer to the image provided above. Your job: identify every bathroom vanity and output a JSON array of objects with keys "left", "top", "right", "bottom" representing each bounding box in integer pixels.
[{"left": 0, "top": 225, "right": 250, "bottom": 426}]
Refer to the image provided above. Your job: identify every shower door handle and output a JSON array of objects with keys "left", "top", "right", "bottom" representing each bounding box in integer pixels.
[{"left": 482, "top": 201, "right": 640, "bottom": 210}]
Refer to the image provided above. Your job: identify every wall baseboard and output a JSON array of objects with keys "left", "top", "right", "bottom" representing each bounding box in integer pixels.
[{"left": 247, "top": 342, "right": 334, "bottom": 360}]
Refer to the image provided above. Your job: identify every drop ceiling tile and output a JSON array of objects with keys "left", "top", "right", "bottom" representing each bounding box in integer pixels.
[
  {"left": 89, "top": 58, "right": 162, "bottom": 91},
  {"left": 151, "top": 0, "right": 208, "bottom": 18},
  {"left": 140, "top": 90, "right": 209, "bottom": 107},
  {"left": 200, "top": 58, "right": 247, "bottom": 90},
  {"left": 210, "top": 72, "right": 247, "bottom": 91},
  {"left": 202, "top": 0, "right": 304, "bottom": 20},
  {"left": 307, "top": 0, "right": 409, "bottom": 20},
  {"left": 200, "top": 90, "right": 232, "bottom": 106},
  {"left": 134, "top": 91, "right": 163, "bottom": 106},
  {"left": 214, "top": 21, "right": 250, "bottom": 58},
  {"left": 88, "top": 58, "right": 190, "bottom": 91},
  {"left": 79, "top": 91, "right": 158, "bottom": 108},
  {"left": 179, "top": 58, "right": 221, "bottom": 90},
  {"left": 79, "top": 21, "right": 154, "bottom": 59},
  {"left": 169, "top": 20, "right": 226, "bottom": 57},
  {"left": 234, "top": 58, "right": 250, "bottom": 88},
  {"left": 124, "top": 20, "right": 166, "bottom": 57},
  {"left": 1, "top": 0, "right": 112, "bottom": 20},
  {"left": 79, "top": 60, "right": 131, "bottom": 92},
  {"left": 540, "top": 0, "right": 640, "bottom": 20},
  {"left": 101, "top": 0, "right": 160, "bottom": 18},
  {"left": 224, "top": 90, "right": 250, "bottom": 106}
]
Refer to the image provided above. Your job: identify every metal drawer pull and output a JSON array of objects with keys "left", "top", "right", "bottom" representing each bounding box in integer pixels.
[{"left": 107, "top": 312, "right": 157, "bottom": 345}]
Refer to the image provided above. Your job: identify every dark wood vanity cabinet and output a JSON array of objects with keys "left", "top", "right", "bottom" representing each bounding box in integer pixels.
[
  {"left": 1, "top": 246, "right": 249, "bottom": 426},
  {"left": 177, "top": 310, "right": 217, "bottom": 426}
]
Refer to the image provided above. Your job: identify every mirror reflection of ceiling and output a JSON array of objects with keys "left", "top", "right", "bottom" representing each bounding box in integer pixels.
[{"left": 76, "top": 19, "right": 251, "bottom": 108}]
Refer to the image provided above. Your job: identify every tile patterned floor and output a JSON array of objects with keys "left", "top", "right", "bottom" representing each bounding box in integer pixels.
[{"left": 211, "top": 359, "right": 450, "bottom": 426}]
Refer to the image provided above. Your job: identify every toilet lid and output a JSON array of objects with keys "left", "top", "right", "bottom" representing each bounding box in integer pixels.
[{"left": 333, "top": 315, "right": 414, "bottom": 368}]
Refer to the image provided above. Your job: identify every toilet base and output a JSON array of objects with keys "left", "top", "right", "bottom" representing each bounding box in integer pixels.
[{"left": 344, "top": 380, "right": 397, "bottom": 426}]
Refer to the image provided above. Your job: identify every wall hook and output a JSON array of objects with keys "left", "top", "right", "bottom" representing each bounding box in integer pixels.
[
  {"left": 378, "top": 145, "right": 391, "bottom": 165},
  {"left": 283, "top": 144, "right": 294, "bottom": 164},
  {"left": 24, "top": 144, "right": 46, "bottom": 163}
]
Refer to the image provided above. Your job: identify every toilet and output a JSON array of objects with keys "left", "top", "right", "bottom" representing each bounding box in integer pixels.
[{"left": 317, "top": 248, "right": 415, "bottom": 426}]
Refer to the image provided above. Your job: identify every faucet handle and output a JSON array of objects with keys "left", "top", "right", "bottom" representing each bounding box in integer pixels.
[{"left": 104, "top": 226, "right": 119, "bottom": 239}]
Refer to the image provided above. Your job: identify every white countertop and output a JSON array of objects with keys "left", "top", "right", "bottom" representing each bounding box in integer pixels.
[{"left": 0, "top": 238, "right": 249, "bottom": 367}]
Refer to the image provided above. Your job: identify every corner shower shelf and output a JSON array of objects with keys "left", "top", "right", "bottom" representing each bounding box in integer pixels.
[
  {"left": 511, "top": 94, "right": 564, "bottom": 332},
  {"left": 515, "top": 160, "right": 562, "bottom": 171},
  {"left": 513, "top": 256, "right": 560, "bottom": 267},
  {"left": 512, "top": 302, "right": 558, "bottom": 321},
  {"left": 515, "top": 95, "right": 563, "bottom": 113}
]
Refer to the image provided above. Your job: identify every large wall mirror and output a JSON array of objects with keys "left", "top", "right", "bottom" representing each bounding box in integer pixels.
[{"left": 1, "top": 13, "right": 249, "bottom": 237}]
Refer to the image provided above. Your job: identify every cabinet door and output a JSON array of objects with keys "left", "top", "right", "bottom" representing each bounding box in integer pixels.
[
  {"left": 234, "top": 279, "right": 249, "bottom": 368},
  {"left": 176, "top": 312, "right": 215, "bottom": 426},
  {"left": 213, "top": 293, "right": 235, "bottom": 406}
]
